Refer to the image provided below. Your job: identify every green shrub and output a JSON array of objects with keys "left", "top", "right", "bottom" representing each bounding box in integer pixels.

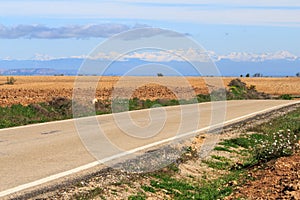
[
  {"left": 253, "top": 129, "right": 299, "bottom": 162},
  {"left": 279, "top": 94, "right": 293, "bottom": 100}
]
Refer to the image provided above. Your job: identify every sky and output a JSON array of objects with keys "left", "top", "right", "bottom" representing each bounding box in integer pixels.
[{"left": 0, "top": 0, "right": 300, "bottom": 61}]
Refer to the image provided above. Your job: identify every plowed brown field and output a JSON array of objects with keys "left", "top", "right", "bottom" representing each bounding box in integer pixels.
[{"left": 0, "top": 76, "right": 299, "bottom": 106}]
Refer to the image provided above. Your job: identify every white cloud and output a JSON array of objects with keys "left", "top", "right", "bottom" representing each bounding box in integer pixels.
[
  {"left": 118, "top": 0, "right": 300, "bottom": 6},
  {"left": 1, "top": 1, "right": 300, "bottom": 26},
  {"left": 0, "top": 24, "right": 130, "bottom": 39}
]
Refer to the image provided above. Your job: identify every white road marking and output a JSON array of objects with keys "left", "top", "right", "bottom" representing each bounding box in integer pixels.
[{"left": 0, "top": 100, "right": 299, "bottom": 198}]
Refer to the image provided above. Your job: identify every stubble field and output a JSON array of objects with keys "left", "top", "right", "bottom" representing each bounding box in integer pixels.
[{"left": 0, "top": 76, "right": 299, "bottom": 106}]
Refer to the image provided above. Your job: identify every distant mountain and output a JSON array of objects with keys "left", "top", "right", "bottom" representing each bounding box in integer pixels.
[
  {"left": 0, "top": 58, "right": 299, "bottom": 76},
  {"left": 217, "top": 58, "right": 300, "bottom": 76},
  {"left": 0, "top": 58, "right": 83, "bottom": 75},
  {"left": 2, "top": 68, "right": 58, "bottom": 75},
  {"left": 0, "top": 58, "right": 82, "bottom": 71}
]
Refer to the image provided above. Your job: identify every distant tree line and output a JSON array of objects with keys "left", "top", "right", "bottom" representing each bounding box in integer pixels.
[
  {"left": 240, "top": 73, "right": 300, "bottom": 77},
  {"left": 240, "top": 73, "right": 262, "bottom": 77}
]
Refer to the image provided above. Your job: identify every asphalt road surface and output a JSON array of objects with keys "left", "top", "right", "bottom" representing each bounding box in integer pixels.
[{"left": 0, "top": 100, "right": 298, "bottom": 198}]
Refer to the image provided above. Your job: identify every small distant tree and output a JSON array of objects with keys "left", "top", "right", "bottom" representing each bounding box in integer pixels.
[
  {"left": 157, "top": 73, "right": 164, "bottom": 77},
  {"left": 6, "top": 77, "right": 16, "bottom": 85},
  {"left": 245, "top": 73, "right": 250, "bottom": 77},
  {"left": 296, "top": 72, "right": 300, "bottom": 77},
  {"left": 240, "top": 75, "right": 243, "bottom": 77},
  {"left": 253, "top": 73, "right": 263, "bottom": 77}
]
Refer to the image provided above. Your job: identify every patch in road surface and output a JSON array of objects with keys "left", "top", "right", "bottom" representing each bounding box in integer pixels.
[{"left": 40, "top": 130, "right": 61, "bottom": 135}]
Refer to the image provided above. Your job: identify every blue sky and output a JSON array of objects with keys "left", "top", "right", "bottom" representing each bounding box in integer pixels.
[{"left": 0, "top": 0, "right": 300, "bottom": 60}]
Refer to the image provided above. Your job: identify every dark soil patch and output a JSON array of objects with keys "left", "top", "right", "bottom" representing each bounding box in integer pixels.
[{"left": 228, "top": 152, "right": 300, "bottom": 200}]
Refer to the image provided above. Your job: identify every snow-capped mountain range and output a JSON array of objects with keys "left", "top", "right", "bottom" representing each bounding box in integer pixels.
[
  {"left": 20, "top": 50, "right": 299, "bottom": 63},
  {"left": 217, "top": 51, "right": 298, "bottom": 62},
  {"left": 0, "top": 50, "right": 299, "bottom": 76}
]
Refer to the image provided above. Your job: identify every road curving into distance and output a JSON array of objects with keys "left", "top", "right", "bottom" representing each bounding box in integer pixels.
[{"left": 0, "top": 100, "right": 299, "bottom": 198}]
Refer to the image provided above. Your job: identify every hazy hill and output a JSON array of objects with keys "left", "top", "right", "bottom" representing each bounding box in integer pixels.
[{"left": 0, "top": 58, "right": 299, "bottom": 76}]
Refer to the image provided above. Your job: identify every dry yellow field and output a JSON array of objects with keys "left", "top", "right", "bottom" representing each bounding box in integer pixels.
[{"left": 0, "top": 76, "right": 299, "bottom": 106}]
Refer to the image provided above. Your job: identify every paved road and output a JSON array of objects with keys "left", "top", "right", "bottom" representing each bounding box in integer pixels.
[{"left": 0, "top": 100, "right": 298, "bottom": 197}]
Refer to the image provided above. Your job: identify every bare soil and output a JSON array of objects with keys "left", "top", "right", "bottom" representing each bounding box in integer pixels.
[
  {"left": 228, "top": 152, "right": 300, "bottom": 200},
  {"left": 0, "top": 76, "right": 299, "bottom": 107}
]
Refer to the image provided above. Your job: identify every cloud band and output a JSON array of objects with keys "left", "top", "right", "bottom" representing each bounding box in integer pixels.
[{"left": 0, "top": 24, "right": 132, "bottom": 39}]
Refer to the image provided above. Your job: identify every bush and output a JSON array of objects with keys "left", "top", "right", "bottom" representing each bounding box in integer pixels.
[
  {"left": 197, "top": 94, "right": 211, "bottom": 102},
  {"left": 226, "top": 78, "right": 270, "bottom": 100},
  {"left": 6, "top": 77, "right": 16, "bottom": 85},
  {"left": 228, "top": 79, "right": 246, "bottom": 89},
  {"left": 210, "top": 89, "right": 227, "bottom": 101},
  {"left": 279, "top": 94, "right": 293, "bottom": 100},
  {"left": 254, "top": 130, "right": 299, "bottom": 162},
  {"left": 227, "top": 79, "right": 247, "bottom": 100}
]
